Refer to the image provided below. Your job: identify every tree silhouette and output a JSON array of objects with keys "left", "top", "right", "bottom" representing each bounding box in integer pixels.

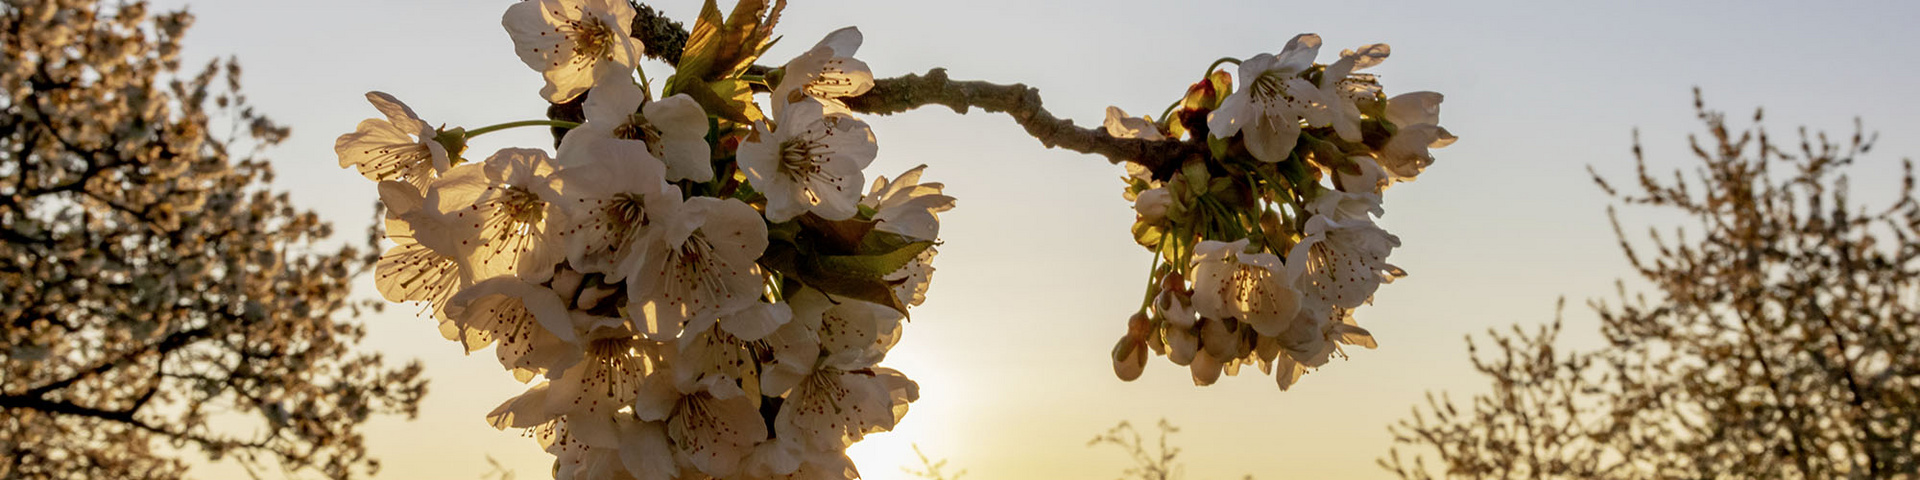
[
  {"left": 0, "top": 1, "right": 425, "bottom": 478},
  {"left": 1381, "top": 90, "right": 1920, "bottom": 479}
]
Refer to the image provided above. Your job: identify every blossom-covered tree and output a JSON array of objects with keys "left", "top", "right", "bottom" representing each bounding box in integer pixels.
[
  {"left": 0, "top": 1, "right": 426, "bottom": 478},
  {"left": 1381, "top": 92, "right": 1920, "bottom": 479}
]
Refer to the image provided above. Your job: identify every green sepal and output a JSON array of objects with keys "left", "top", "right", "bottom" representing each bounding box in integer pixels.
[
  {"left": 1207, "top": 70, "right": 1233, "bottom": 105},
  {"left": 432, "top": 126, "right": 469, "bottom": 165},
  {"left": 1132, "top": 221, "right": 1164, "bottom": 249},
  {"left": 1180, "top": 156, "right": 1212, "bottom": 187}
]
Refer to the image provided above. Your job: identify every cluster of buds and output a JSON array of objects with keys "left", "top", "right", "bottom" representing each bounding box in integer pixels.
[
  {"left": 335, "top": 1, "right": 952, "bottom": 478},
  {"left": 1108, "top": 34, "right": 1454, "bottom": 390}
]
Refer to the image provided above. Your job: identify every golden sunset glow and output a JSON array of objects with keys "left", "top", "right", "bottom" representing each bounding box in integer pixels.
[{"left": 68, "top": 0, "right": 1920, "bottom": 479}]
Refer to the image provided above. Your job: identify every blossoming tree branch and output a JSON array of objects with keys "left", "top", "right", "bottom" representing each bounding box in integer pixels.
[{"left": 333, "top": 0, "right": 1455, "bottom": 478}]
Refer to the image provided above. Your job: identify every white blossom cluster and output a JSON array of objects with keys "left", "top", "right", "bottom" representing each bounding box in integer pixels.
[
  {"left": 335, "top": 1, "right": 951, "bottom": 478},
  {"left": 1108, "top": 34, "right": 1454, "bottom": 390}
]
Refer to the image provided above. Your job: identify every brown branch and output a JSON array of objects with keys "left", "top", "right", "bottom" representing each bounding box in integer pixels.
[
  {"left": 845, "top": 69, "right": 1201, "bottom": 178},
  {"left": 612, "top": 3, "right": 1201, "bottom": 179},
  {"left": 629, "top": 2, "right": 687, "bottom": 65}
]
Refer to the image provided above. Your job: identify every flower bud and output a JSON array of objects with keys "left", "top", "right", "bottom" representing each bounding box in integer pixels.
[
  {"left": 1200, "top": 317, "right": 1241, "bottom": 360},
  {"left": 1154, "top": 287, "right": 1198, "bottom": 329},
  {"left": 1253, "top": 334, "right": 1282, "bottom": 375},
  {"left": 1190, "top": 349, "right": 1223, "bottom": 386},
  {"left": 1133, "top": 187, "right": 1172, "bottom": 224},
  {"left": 1127, "top": 312, "right": 1151, "bottom": 341},
  {"left": 1166, "top": 325, "right": 1198, "bottom": 366},
  {"left": 550, "top": 267, "right": 584, "bottom": 304},
  {"left": 1111, "top": 336, "right": 1147, "bottom": 382}
]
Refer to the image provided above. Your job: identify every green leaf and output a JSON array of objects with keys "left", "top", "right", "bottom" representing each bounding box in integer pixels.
[
  {"left": 761, "top": 240, "right": 935, "bottom": 316},
  {"left": 676, "top": 0, "right": 727, "bottom": 81},
  {"left": 710, "top": 78, "right": 765, "bottom": 123},
  {"left": 814, "top": 241, "right": 934, "bottom": 280},
  {"left": 677, "top": 0, "right": 777, "bottom": 81},
  {"left": 796, "top": 214, "right": 876, "bottom": 255},
  {"left": 666, "top": 75, "right": 755, "bottom": 125}
]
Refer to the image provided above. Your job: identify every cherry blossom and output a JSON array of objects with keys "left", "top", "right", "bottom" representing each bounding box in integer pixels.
[
  {"left": 738, "top": 98, "right": 878, "bottom": 223},
  {"left": 773, "top": 27, "right": 873, "bottom": 117},
  {"left": 335, "top": 92, "right": 449, "bottom": 191},
  {"left": 503, "top": 0, "right": 642, "bottom": 102},
  {"left": 1208, "top": 33, "right": 1332, "bottom": 163}
]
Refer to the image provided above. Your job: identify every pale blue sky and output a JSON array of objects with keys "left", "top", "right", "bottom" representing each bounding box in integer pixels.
[{"left": 156, "top": 1, "right": 1920, "bottom": 478}]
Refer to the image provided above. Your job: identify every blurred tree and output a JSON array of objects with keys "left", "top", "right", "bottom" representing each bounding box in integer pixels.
[
  {"left": 0, "top": 1, "right": 425, "bottom": 479},
  {"left": 1380, "top": 91, "right": 1920, "bottom": 479}
]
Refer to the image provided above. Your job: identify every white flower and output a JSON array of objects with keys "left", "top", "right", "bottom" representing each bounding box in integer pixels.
[
  {"left": 547, "top": 138, "right": 668, "bottom": 280},
  {"left": 884, "top": 247, "right": 938, "bottom": 309},
  {"left": 613, "top": 415, "right": 678, "bottom": 480},
  {"left": 1104, "top": 106, "right": 1165, "bottom": 141},
  {"left": 790, "top": 288, "right": 902, "bottom": 370},
  {"left": 563, "top": 74, "right": 714, "bottom": 182},
  {"left": 675, "top": 391, "right": 764, "bottom": 478},
  {"left": 739, "top": 437, "right": 804, "bottom": 478},
  {"left": 773, "top": 26, "right": 873, "bottom": 117},
  {"left": 1306, "top": 187, "right": 1384, "bottom": 223},
  {"left": 373, "top": 181, "right": 471, "bottom": 322},
  {"left": 643, "top": 95, "right": 714, "bottom": 182},
  {"left": 775, "top": 366, "right": 917, "bottom": 453},
  {"left": 633, "top": 377, "right": 766, "bottom": 478},
  {"left": 627, "top": 196, "right": 769, "bottom": 340},
  {"left": 1287, "top": 215, "right": 1404, "bottom": 313},
  {"left": 487, "top": 381, "right": 560, "bottom": 431},
  {"left": 1153, "top": 272, "right": 1199, "bottom": 329},
  {"left": 1208, "top": 34, "right": 1333, "bottom": 163},
  {"left": 1379, "top": 92, "right": 1457, "bottom": 182},
  {"left": 445, "top": 277, "right": 584, "bottom": 381},
  {"left": 1271, "top": 308, "right": 1376, "bottom": 391},
  {"left": 757, "top": 308, "right": 825, "bottom": 397},
  {"left": 1133, "top": 187, "right": 1172, "bottom": 224},
  {"left": 1190, "top": 239, "right": 1301, "bottom": 336},
  {"left": 541, "top": 418, "right": 648, "bottom": 480},
  {"left": 335, "top": 92, "right": 450, "bottom": 191},
  {"left": 673, "top": 302, "right": 791, "bottom": 398},
  {"left": 1320, "top": 44, "right": 1390, "bottom": 142},
  {"left": 540, "top": 314, "right": 654, "bottom": 448},
  {"left": 1335, "top": 155, "right": 1390, "bottom": 195},
  {"left": 738, "top": 98, "right": 878, "bottom": 223},
  {"left": 861, "top": 165, "right": 955, "bottom": 242},
  {"left": 503, "top": 0, "right": 642, "bottom": 102},
  {"left": 422, "top": 148, "right": 566, "bottom": 282}
]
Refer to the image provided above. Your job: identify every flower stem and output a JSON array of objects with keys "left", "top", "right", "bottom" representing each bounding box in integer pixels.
[
  {"left": 1140, "top": 248, "right": 1164, "bottom": 314},
  {"left": 1201, "top": 57, "right": 1241, "bottom": 79},
  {"left": 465, "top": 119, "right": 581, "bottom": 138},
  {"left": 1157, "top": 99, "right": 1183, "bottom": 126}
]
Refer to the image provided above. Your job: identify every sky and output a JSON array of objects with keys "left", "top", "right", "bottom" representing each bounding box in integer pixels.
[{"left": 150, "top": 1, "right": 1920, "bottom": 479}]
